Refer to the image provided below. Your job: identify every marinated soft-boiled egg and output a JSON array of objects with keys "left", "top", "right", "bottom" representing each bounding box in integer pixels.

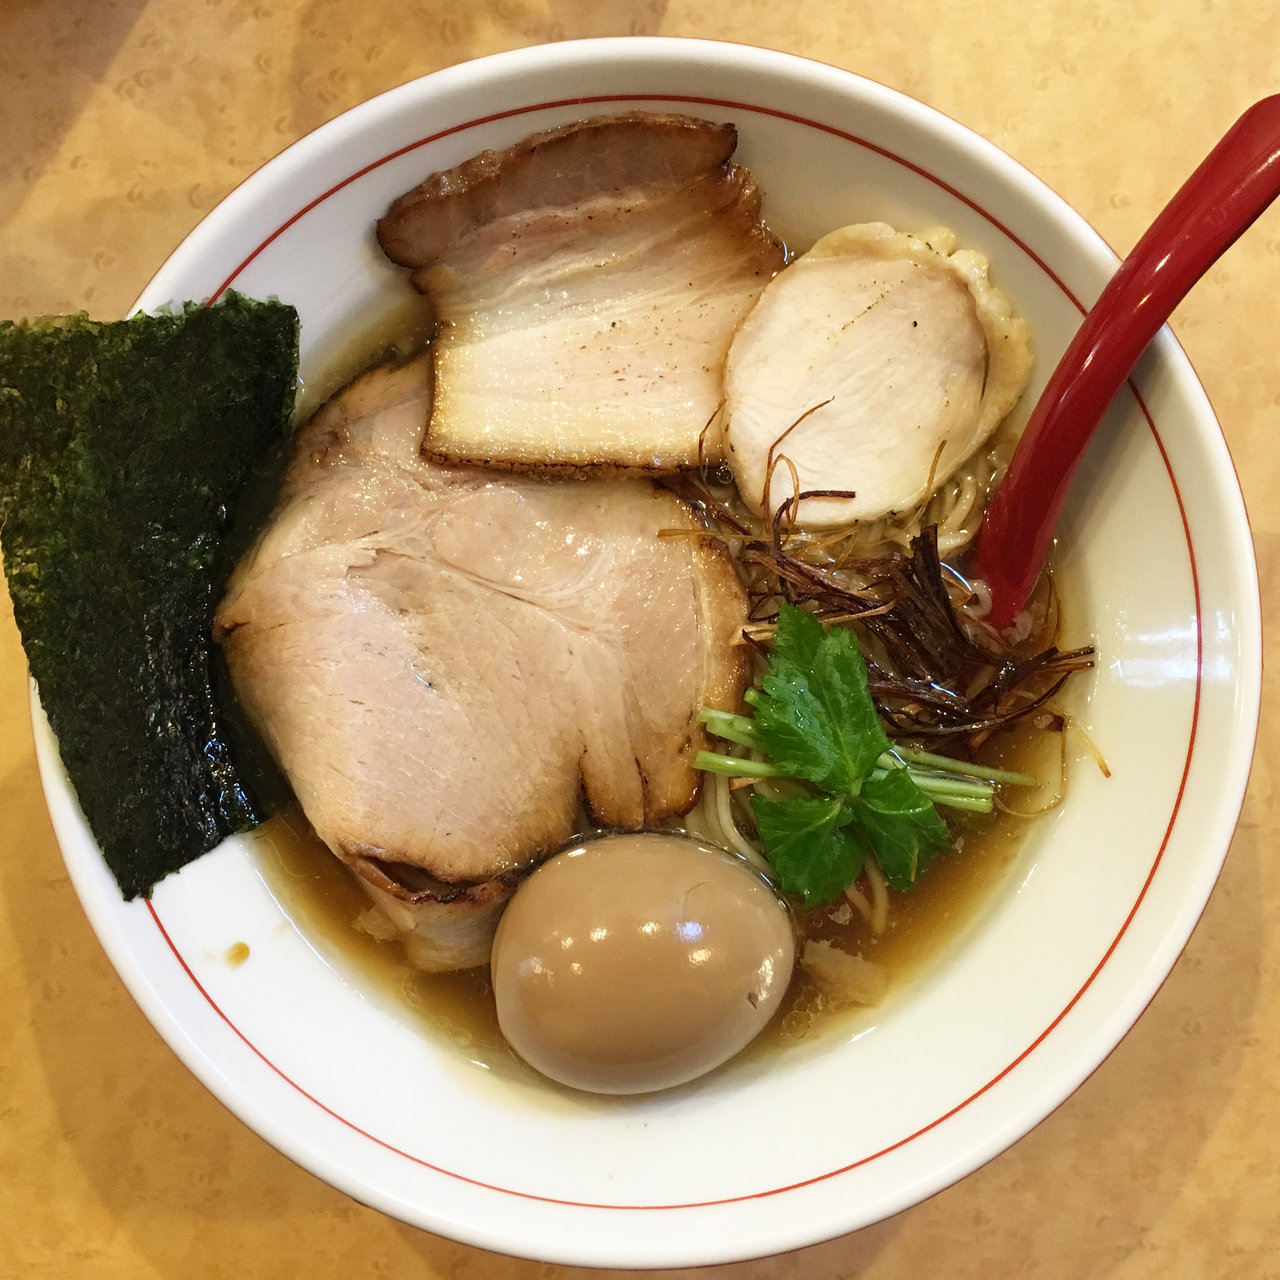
[{"left": 490, "top": 832, "right": 796, "bottom": 1094}]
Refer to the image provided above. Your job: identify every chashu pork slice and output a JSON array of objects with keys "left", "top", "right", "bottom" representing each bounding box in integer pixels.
[
  {"left": 214, "top": 350, "right": 748, "bottom": 969},
  {"left": 375, "top": 112, "right": 785, "bottom": 474},
  {"left": 724, "top": 222, "right": 1033, "bottom": 529}
]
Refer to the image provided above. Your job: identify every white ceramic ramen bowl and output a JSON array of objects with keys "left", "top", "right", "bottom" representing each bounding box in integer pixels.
[{"left": 33, "top": 37, "right": 1261, "bottom": 1268}]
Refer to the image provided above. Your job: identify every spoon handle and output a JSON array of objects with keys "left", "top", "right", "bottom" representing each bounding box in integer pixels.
[{"left": 974, "top": 95, "right": 1280, "bottom": 627}]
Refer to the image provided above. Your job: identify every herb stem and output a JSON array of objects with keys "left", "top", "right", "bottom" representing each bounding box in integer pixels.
[
  {"left": 692, "top": 750, "right": 786, "bottom": 779},
  {"left": 871, "top": 767, "right": 992, "bottom": 800},
  {"left": 697, "top": 708, "right": 765, "bottom": 751},
  {"left": 887, "top": 746, "right": 1037, "bottom": 787},
  {"left": 928, "top": 794, "right": 994, "bottom": 814}
]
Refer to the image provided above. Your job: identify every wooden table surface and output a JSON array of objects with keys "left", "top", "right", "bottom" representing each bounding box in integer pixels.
[{"left": 3, "top": 3, "right": 1278, "bottom": 1276}]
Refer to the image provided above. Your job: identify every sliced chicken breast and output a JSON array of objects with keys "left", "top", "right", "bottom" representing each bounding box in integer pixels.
[{"left": 724, "top": 223, "right": 1033, "bottom": 527}]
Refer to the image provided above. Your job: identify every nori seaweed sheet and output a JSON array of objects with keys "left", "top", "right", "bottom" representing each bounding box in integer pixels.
[{"left": 0, "top": 295, "right": 299, "bottom": 898}]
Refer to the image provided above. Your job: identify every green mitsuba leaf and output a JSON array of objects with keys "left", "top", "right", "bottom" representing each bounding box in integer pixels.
[
  {"left": 753, "top": 602, "right": 890, "bottom": 795},
  {"left": 768, "top": 596, "right": 827, "bottom": 671},
  {"left": 696, "top": 601, "right": 962, "bottom": 907},
  {"left": 751, "top": 792, "right": 863, "bottom": 907},
  {"left": 849, "top": 768, "right": 951, "bottom": 889}
]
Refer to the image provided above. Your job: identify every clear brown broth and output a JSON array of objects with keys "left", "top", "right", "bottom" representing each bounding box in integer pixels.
[{"left": 249, "top": 807, "right": 525, "bottom": 1075}]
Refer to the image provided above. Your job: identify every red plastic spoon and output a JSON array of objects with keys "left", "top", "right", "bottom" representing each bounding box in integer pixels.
[{"left": 973, "top": 95, "right": 1280, "bottom": 628}]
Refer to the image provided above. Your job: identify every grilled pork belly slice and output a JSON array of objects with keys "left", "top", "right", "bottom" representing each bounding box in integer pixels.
[
  {"left": 724, "top": 223, "right": 1033, "bottom": 528},
  {"left": 376, "top": 112, "right": 785, "bottom": 474},
  {"left": 214, "top": 351, "right": 748, "bottom": 969},
  {"left": 377, "top": 112, "right": 739, "bottom": 267}
]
